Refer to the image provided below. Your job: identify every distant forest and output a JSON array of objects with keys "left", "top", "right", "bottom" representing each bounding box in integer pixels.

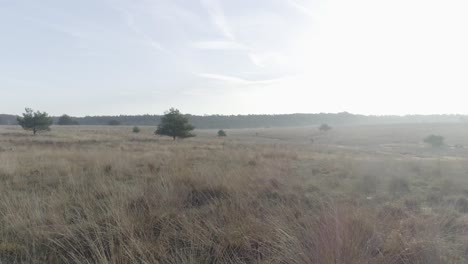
[{"left": 1, "top": 113, "right": 468, "bottom": 129}]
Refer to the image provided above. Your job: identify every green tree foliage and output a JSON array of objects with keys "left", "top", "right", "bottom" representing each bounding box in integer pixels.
[
  {"left": 217, "top": 129, "right": 227, "bottom": 137},
  {"left": 424, "top": 135, "right": 445, "bottom": 147},
  {"left": 319, "top": 123, "right": 332, "bottom": 132},
  {"left": 57, "top": 114, "right": 79, "bottom": 125},
  {"left": 132, "top": 126, "right": 140, "bottom": 133},
  {"left": 155, "top": 108, "right": 195, "bottom": 140},
  {"left": 17, "top": 108, "right": 53, "bottom": 135},
  {"left": 108, "top": 120, "right": 121, "bottom": 126}
]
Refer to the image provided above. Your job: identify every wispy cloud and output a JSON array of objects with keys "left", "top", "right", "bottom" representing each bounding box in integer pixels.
[
  {"left": 196, "top": 0, "right": 289, "bottom": 70},
  {"left": 122, "top": 9, "right": 165, "bottom": 51},
  {"left": 200, "top": 0, "right": 235, "bottom": 40},
  {"left": 108, "top": 3, "right": 165, "bottom": 52},
  {"left": 199, "top": 73, "right": 287, "bottom": 86},
  {"left": 287, "top": 0, "right": 315, "bottom": 17},
  {"left": 190, "top": 40, "right": 249, "bottom": 50}
]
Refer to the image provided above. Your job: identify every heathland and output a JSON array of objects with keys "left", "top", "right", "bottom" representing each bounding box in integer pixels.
[{"left": 1, "top": 124, "right": 468, "bottom": 263}]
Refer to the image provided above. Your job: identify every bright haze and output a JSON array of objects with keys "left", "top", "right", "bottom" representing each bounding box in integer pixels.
[{"left": 1, "top": 0, "right": 467, "bottom": 116}]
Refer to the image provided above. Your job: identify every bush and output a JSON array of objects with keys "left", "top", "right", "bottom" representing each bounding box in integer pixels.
[
  {"left": 424, "top": 135, "right": 444, "bottom": 147},
  {"left": 217, "top": 129, "right": 227, "bottom": 137},
  {"left": 319, "top": 123, "right": 332, "bottom": 132},
  {"left": 132, "top": 126, "right": 140, "bottom": 133}
]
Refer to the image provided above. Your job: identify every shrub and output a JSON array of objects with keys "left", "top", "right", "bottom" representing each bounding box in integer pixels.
[
  {"left": 319, "top": 123, "right": 332, "bottom": 132},
  {"left": 104, "top": 164, "right": 112, "bottom": 174},
  {"left": 424, "top": 135, "right": 444, "bottom": 147},
  {"left": 132, "top": 126, "right": 140, "bottom": 133},
  {"left": 217, "top": 129, "right": 227, "bottom": 137}
]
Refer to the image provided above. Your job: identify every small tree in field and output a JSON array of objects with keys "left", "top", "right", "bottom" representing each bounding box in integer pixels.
[
  {"left": 424, "top": 135, "right": 444, "bottom": 147},
  {"left": 155, "top": 108, "right": 195, "bottom": 140},
  {"left": 132, "top": 126, "right": 140, "bottom": 133},
  {"left": 218, "top": 129, "right": 227, "bottom": 137},
  {"left": 17, "top": 108, "right": 53, "bottom": 135},
  {"left": 319, "top": 123, "right": 332, "bottom": 132}
]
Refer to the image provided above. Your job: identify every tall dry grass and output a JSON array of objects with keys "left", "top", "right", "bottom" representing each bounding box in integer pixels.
[{"left": 0, "top": 126, "right": 468, "bottom": 263}]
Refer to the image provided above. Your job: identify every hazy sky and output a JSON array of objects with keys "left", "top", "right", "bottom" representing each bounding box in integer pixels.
[{"left": 1, "top": 0, "right": 467, "bottom": 116}]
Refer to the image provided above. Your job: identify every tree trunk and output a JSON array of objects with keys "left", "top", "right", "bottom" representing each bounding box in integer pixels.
[{"left": 33, "top": 128, "right": 37, "bottom": 135}]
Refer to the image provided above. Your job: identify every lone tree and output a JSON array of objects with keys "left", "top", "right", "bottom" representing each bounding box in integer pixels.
[
  {"left": 424, "top": 135, "right": 445, "bottom": 147},
  {"left": 57, "top": 114, "right": 79, "bottom": 125},
  {"left": 218, "top": 129, "right": 227, "bottom": 137},
  {"left": 17, "top": 108, "right": 53, "bottom": 135},
  {"left": 319, "top": 123, "right": 332, "bottom": 132},
  {"left": 155, "top": 108, "right": 195, "bottom": 140},
  {"left": 132, "top": 126, "right": 140, "bottom": 133}
]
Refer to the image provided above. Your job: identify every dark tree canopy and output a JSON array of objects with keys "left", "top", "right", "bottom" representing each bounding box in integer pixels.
[
  {"left": 108, "top": 120, "right": 121, "bottom": 126},
  {"left": 57, "top": 114, "right": 79, "bottom": 125},
  {"left": 17, "top": 108, "right": 53, "bottom": 135},
  {"left": 155, "top": 108, "right": 195, "bottom": 140},
  {"left": 218, "top": 129, "right": 227, "bottom": 137}
]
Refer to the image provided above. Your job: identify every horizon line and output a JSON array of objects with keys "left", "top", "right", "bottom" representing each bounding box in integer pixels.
[{"left": 3, "top": 112, "right": 468, "bottom": 118}]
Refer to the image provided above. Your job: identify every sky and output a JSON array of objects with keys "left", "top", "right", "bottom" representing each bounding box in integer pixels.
[{"left": 1, "top": 0, "right": 468, "bottom": 116}]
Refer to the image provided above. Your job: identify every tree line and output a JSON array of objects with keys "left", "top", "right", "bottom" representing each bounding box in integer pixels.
[
  {"left": 3, "top": 111, "right": 468, "bottom": 129},
  {"left": 12, "top": 107, "right": 450, "bottom": 147}
]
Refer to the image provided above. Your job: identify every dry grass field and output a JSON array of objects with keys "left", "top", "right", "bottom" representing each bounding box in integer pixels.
[{"left": 1, "top": 124, "right": 468, "bottom": 263}]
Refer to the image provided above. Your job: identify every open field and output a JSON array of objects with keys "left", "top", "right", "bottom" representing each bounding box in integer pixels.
[{"left": 1, "top": 124, "right": 468, "bottom": 263}]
